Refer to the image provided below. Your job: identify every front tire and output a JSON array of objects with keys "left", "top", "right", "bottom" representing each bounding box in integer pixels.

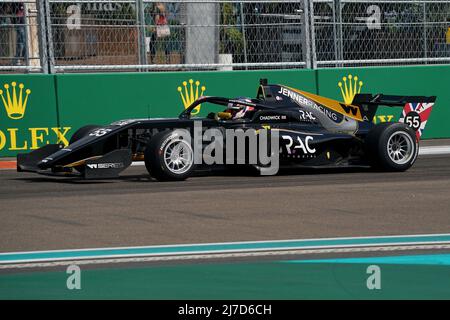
[
  {"left": 366, "top": 122, "right": 418, "bottom": 172},
  {"left": 69, "top": 124, "right": 102, "bottom": 145},
  {"left": 69, "top": 125, "right": 101, "bottom": 173},
  {"left": 144, "top": 130, "right": 195, "bottom": 181}
]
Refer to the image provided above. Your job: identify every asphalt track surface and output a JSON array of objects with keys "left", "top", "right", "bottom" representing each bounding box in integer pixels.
[{"left": 1, "top": 154, "right": 450, "bottom": 254}]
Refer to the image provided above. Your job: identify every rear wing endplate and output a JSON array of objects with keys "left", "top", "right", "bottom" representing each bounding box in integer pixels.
[{"left": 352, "top": 94, "right": 436, "bottom": 140}]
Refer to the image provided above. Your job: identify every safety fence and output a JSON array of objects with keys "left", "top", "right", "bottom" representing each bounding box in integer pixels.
[
  {"left": 0, "top": 64, "right": 449, "bottom": 156},
  {"left": 313, "top": 0, "right": 450, "bottom": 67},
  {"left": 0, "top": 0, "right": 43, "bottom": 72},
  {"left": 1, "top": 0, "right": 449, "bottom": 73}
]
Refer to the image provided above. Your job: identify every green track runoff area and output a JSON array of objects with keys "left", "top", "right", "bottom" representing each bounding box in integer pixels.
[{"left": 2, "top": 234, "right": 450, "bottom": 299}]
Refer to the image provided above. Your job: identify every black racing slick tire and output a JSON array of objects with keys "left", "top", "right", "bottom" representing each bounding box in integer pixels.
[
  {"left": 144, "top": 130, "right": 195, "bottom": 181},
  {"left": 365, "top": 122, "right": 419, "bottom": 172},
  {"left": 69, "top": 125, "right": 102, "bottom": 144}
]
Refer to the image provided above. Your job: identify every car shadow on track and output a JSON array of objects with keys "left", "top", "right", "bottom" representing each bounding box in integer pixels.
[
  {"left": 11, "top": 177, "right": 116, "bottom": 184},
  {"left": 11, "top": 166, "right": 375, "bottom": 185},
  {"left": 215, "top": 165, "right": 374, "bottom": 177},
  {"left": 11, "top": 174, "right": 153, "bottom": 184}
]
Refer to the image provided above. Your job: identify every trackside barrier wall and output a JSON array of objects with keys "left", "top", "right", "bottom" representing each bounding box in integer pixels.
[
  {"left": 54, "top": 70, "right": 317, "bottom": 133},
  {"left": 0, "top": 65, "right": 448, "bottom": 157}
]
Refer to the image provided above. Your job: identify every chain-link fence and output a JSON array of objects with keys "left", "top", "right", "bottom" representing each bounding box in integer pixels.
[
  {"left": 1, "top": 0, "right": 449, "bottom": 73},
  {"left": 0, "top": 0, "right": 43, "bottom": 72},
  {"left": 312, "top": 0, "right": 450, "bottom": 67},
  {"left": 47, "top": 0, "right": 309, "bottom": 72},
  {"left": 49, "top": 0, "right": 139, "bottom": 71}
]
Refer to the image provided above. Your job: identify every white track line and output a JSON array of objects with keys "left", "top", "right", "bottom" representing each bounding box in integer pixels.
[
  {"left": 3, "top": 244, "right": 450, "bottom": 270},
  {"left": 5, "top": 241, "right": 450, "bottom": 265},
  {"left": 419, "top": 145, "right": 450, "bottom": 155},
  {"left": 3, "top": 234, "right": 450, "bottom": 266},
  {"left": 4, "top": 232, "right": 450, "bottom": 255}
]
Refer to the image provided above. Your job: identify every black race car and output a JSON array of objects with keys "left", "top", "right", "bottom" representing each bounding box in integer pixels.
[{"left": 17, "top": 79, "right": 436, "bottom": 181}]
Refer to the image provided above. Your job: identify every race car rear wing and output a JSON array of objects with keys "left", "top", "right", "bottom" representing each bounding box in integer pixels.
[
  {"left": 352, "top": 93, "right": 436, "bottom": 140},
  {"left": 352, "top": 93, "right": 436, "bottom": 106}
]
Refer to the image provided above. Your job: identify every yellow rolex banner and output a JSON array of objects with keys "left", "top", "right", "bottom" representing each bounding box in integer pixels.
[
  {"left": 0, "top": 75, "right": 66, "bottom": 157},
  {"left": 177, "top": 79, "right": 206, "bottom": 116}
]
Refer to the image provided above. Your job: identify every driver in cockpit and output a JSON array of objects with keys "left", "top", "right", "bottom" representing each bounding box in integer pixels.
[{"left": 215, "top": 98, "right": 256, "bottom": 121}]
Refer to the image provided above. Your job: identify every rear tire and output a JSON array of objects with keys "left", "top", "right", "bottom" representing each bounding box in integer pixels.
[
  {"left": 365, "top": 122, "right": 418, "bottom": 172},
  {"left": 144, "top": 130, "right": 195, "bottom": 181}
]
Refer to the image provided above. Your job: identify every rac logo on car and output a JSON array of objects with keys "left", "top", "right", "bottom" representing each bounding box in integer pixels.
[
  {"left": 177, "top": 79, "right": 206, "bottom": 116},
  {"left": 0, "top": 81, "right": 72, "bottom": 152}
]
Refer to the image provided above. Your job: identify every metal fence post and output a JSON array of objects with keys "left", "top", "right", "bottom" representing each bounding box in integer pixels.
[
  {"left": 23, "top": 1, "right": 30, "bottom": 68},
  {"left": 336, "top": 0, "right": 343, "bottom": 67},
  {"left": 302, "top": 0, "right": 311, "bottom": 69},
  {"left": 239, "top": 2, "right": 248, "bottom": 70},
  {"left": 43, "top": 0, "right": 55, "bottom": 73},
  {"left": 36, "top": 0, "right": 49, "bottom": 73},
  {"left": 309, "top": 0, "right": 317, "bottom": 69},
  {"left": 136, "top": 0, "right": 148, "bottom": 69},
  {"left": 332, "top": 0, "right": 338, "bottom": 66},
  {"left": 423, "top": 2, "right": 428, "bottom": 63}
]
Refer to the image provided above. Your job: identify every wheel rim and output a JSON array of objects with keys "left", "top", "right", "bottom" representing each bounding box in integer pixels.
[
  {"left": 387, "top": 131, "right": 415, "bottom": 165},
  {"left": 163, "top": 139, "right": 193, "bottom": 174}
]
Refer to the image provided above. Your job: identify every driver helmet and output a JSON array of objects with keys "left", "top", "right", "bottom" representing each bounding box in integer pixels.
[{"left": 225, "top": 97, "right": 256, "bottom": 120}]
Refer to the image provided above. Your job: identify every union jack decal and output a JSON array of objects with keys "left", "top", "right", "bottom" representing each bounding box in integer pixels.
[{"left": 399, "top": 102, "right": 434, "bottom": 140}]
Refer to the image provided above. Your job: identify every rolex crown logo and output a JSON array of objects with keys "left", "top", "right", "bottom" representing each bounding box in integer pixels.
[
  {"left": 338, "top": 74, "right": 363, "bottom": 105},
  {"left": 177, "top": 79, "right": 206, "bottom": 116},
  {"left": 0, "top": 82, "right": 31, "bottom": 120}
]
